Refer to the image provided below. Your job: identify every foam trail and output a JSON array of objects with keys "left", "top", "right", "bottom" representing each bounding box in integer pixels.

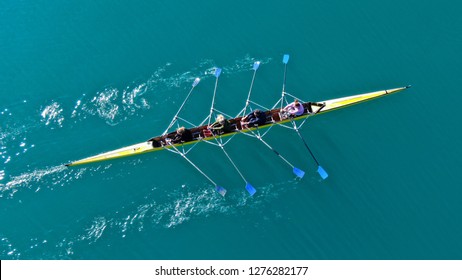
[{"left": 1, "top": 165, "right": 70, "bottom": 198}]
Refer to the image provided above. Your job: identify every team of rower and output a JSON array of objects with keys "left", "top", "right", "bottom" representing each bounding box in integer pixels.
[{"left": 149, "top": 99, "right": 325, "bottom": 147}]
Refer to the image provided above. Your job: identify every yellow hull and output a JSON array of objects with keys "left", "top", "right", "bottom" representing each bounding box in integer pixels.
[{"left": 65, "top": 86, "right": 409, "bottom": 167}]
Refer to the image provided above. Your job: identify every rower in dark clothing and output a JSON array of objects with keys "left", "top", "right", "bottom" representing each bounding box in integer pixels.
[
  {"left": 241, "top": 109, "right": 266, "bottom": 127},
  {"left": 172, "top": 126, "right": 193, "bottom": 143},
  {"left": 208, "top": 114, "right": 231, "bottom": 135}
]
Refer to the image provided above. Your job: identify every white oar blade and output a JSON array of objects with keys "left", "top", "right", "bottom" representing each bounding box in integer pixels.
[
  {"left": 214, "top": 68, "right": 222, "bottom": 78},
  {"left": 253, "top": 61, "right": 260, "bottom": 70},
  {"left": 293, "top": 167, "right": 305, "bottom": 178},
  {"left": 192, "top": 77, "right": 200, "bottom": 87},
  {"left": 317, "top": 166, "right": 328, "bottom": 180},
  {"left": 215, "top": 186, "right": 227, "bottom": 196},
  {"left": 245, "top": 182, "right": 256, "bottom": 196},
  {"left": 283, "top": 54, "right": 290, "bottom": 64}
]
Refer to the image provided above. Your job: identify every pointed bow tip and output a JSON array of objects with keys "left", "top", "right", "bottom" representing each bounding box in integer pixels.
[{"left": 386, "top": 86, "right": 411, "bottom": 95}]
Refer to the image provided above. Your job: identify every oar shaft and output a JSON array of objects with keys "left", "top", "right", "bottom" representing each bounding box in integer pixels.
[
  {"left": 282, "top": 54, "right": 289, "bottom": 95},
  {"left": 207, "top": 72, "right": 220, "bottom": 123},
  {"left": 169, "top": 144, "right": 218, "bottom": 186},
  {"left": 240, "top": 61, "right": 260, "bottom": 117},
  {"left": 243, "top": 70, "right": 258, "bottom": 113},
  {"left": 220, "top": 145, "right": 247, "bottom": 184},
  {"left": 163, "top": 87, "right": 194, "bottom": 135},
  {"left": 282, "top": 63, "right": 288, "bottom": 94},
  {"left": 295, "top": 129, "right": 320, "bottom": 166},
  {"left": 163, "top": 78, "right": 200, "bottom": 135},
  {"left": 210, "top": 77, "right": 218, "bottom": 111},
  {"left": 179, "top": 152, "right": 217, "bottom": 186},
  {"left": 257, "top": 136, "right": 294, "bottom": 169},
  {"left": 281, "top": 54, "right": 328, "bottom": 179}
]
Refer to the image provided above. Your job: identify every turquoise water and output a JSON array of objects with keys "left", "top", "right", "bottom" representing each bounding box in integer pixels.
[{"left": 1, "top": 0, "right": 461, "bottom": 259}]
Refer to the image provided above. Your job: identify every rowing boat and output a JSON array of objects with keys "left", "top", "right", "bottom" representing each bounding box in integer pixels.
[
  {"left": 65, "top": 86, "right": 409, "bottom": 167},
  {"left": 65, "top": 54, "right": 410, "bottom": 196}
]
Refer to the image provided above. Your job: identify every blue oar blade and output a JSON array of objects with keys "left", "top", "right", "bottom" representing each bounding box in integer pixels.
[
  {"left": 214, "top": 68, "right": 222, "bottom": 78},
  {"left": 192, "top": 77, "right": 200, "bottom": 87},
  {"left": 245, "top": 182, "right": 256, "bottom": 196},
  {"left": 253, "top": 61, "right": 261, "bottom": 70},
  {"left": 283, "top": 54, "right": 290, "bottom": 64},
  {"left": 215, "top": 186, "right": 227, "bottom": 196},
  {"left": 317, "top": 166, "right": 328, "bottom": 180},
  {"left": 293, "top": 167, "right": 305, "bottom": 178}
]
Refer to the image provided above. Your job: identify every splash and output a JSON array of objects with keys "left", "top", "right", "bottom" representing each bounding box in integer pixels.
[
  {"left": 164, "top": 188, "right": 231, "bottom": 228},
  {"left": 71, "top": 95, "right": 85, "bottom": 118},
  {"left": 222, "top": 55, "right": 272, "bottom": 74},
  {"left": 87, "top": 88, "right": 120, "bottom": 126},
  {"left": 81, "top": 217, "right": 108, "bottom": 244},
  {"left": 69, "top": 56, "right": 271, "bottom": 126},
  {"left": 146, "top": 62, "right": 204, "bottom": 91},
  {"left": 0, "top": 236, "right": 20, "bottom": 259},
  {"left": 0, "top": 108, "right": 12, "bottom": 116},
  {"left": 2, "top": 178, "right": 297, "bottom": 259},
  {"left": 40, "top": 102, "right": 64, "bottom": 127},
  {"left": 122, "top": 83, "right": 149, "bottom": 111},
  {"left": 91, "top": 184, "right": 259, "bottom": 235},
  {"left": 79, "top": 84, "right": 150, "bottom": 126}
]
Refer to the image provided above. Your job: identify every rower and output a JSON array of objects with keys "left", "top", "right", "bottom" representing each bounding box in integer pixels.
[
  {"left": 208, "top": 114, "right": 231, "bottom": 135},
  {"left": 171, "top": 126, "right": 193, "bottom": 144},
  {"left": 281, "top": 99, "right": 305, "bottom": 118},
  {"left": 148, "top": 136, "right": 162, "bottom": 147},
  {"left": 241, "top": 109, "right": 266, "bottom": 128}
]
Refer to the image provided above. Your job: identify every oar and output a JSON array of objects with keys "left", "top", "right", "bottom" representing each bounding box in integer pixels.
[
  {"left": 170, "top": 144, "right": 227, "bottom": 196},
  {"left": 163, "top": 77, "right": 201, "bottom": 135},
  {"left": 282, "top": 54, "right": 328, "bottom": 180},
  {"left": 240, "top": 60, "right": 304, "bottom": 178},
  {"left": 209, "top": 68, "right": 222, "bottom": 121},
  {"left": 242, "top": 61, "right": 261, "bottom": 115},
  {"left": 282, "top": 54, "right": 289, "bottom": 94},
  {"left": 209, "top": 67, "right": 257, "bottom": 196},
  {"left": 219, "top": 144, "right": 257, "bottom": 196},
  {"left": 294, "top": 128, "right": 328, "bottom": 179},
  {"left": 180, "top": 152, "right": 228, "bottom": 196}
]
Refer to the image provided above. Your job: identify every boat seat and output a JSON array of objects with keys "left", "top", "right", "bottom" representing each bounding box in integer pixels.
[
  {"left": 202, "top": 129, "right": 213, "bottom": 138},
  {"left": 272, "top": 112, "right": 282, "bottom": 122}
]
